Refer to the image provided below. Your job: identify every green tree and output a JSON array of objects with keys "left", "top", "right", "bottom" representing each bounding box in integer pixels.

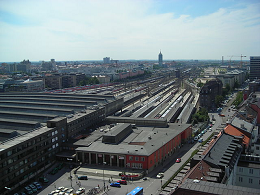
[
  {"left": 225, "top": 84, "right": 231, "bottom": 92},
  {"left": 233, "top": 91, "right": 243, "bottom": 107},
  {"left": 215, "top": 95, "right": 224, "bottom": 107},
  {"left": 197, "top": 82, "right": 203, "bottom": 87},
  {"left": 222, "top": 88, "right": 228, "bottom": 97},
  {"left": 234, "top": 80, "right": 239, "bottom": 89}
]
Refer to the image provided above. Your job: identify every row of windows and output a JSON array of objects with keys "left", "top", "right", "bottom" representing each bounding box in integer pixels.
[
  {"left": 131, "top": 163, "right": 143, "bottom": 169},
  {"left": 1, "top": 152, "right": 55, "bottom": 183},
  {"left": 238, "top": 167, "right": 260, "bottom": 175},
  {"left": 67, "top": 111, "right": 104, "bottom": 128},
  {"left": 0, "top": 144, "right": 57, "bottom": 175},
  {"left": 128, "top": 156, "right": 145, "bottom": 162},
  {"left": 0, "top": 137, "right": 58, "bottom": 168},
  {"left": 238, "top": 177, "right": 260, "bottom": 184},
  {"left": 0, "top": 130, "right": 58, "bottom": 160}
]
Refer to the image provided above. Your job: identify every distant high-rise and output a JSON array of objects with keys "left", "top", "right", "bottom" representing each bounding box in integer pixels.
[
  {"left": 103, "top": 57, "right": 110, "bottom": 64},
  {"left": 249, "top": 56, "right": 260, "bottom": 81},
  {"left": 158, "top": 51, "right": 163, "bottom": 66}
]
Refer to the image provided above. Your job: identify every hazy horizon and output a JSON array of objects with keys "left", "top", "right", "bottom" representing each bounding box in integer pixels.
[{"left": 0, "top": 0, "right": 259, "bottom": 62}]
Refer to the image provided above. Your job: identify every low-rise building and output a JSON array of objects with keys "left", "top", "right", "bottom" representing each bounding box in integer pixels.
[{"left": 76, "top": 123, "right": 192, "bottom": 172}]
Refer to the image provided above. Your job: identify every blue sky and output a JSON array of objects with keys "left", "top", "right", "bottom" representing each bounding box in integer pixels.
[{"left": 0, "top": 0, "right": 259, "bottom": 62}]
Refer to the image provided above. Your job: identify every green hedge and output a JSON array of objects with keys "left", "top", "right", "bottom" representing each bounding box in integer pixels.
[{"left": 201, "top": 132, "right": 215, "bottom": 146}]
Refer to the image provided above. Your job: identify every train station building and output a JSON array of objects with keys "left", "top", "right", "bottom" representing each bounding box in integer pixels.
[{"left": 75, "top": 123, "right": 192, "bottom": 172}]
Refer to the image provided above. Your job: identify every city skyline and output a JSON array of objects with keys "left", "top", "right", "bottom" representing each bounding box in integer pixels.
[{"left": 0, "top": 0, "right": 260, "bottom": 62}]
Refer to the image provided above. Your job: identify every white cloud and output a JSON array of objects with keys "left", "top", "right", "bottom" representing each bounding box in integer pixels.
[{"left": 0, "top": 0, "right": 259, "bottom": 61}]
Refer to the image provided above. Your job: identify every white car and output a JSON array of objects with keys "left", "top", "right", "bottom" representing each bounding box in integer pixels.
[
  {"left": 76, "top": 188, "right": 85, "bottom": 195},
  {"left": 156, "top": 173, "right": 164, "bottom": 179}
]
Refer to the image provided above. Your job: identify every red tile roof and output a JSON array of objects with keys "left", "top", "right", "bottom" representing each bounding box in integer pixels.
[{"left": 224, "top": 124, "right": 250, "bottom": 148}]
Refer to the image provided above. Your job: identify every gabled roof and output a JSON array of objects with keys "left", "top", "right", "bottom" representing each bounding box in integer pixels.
[
  {"left": 187, "top": 160, "right": 223, "bottom": 183},
  {"left": 203, "top": 133, "right": 242, "bottom": 169},
  {"left": 224, "top": 124, "right": 250, "bottom": 148}
]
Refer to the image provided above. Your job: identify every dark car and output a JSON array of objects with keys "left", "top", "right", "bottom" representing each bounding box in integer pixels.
[
  {"left": 78, "top": 176, "right": 88, "bottom": 180},
  {"left": 33, "top": 182, "right": 42, "bottom": 189},
  {"left": 39, "top": 177, "right": 49, "bottom": 183},
  {"left": 110, "top": 182, "right": 121, "bottom": 187},
  {"left": 117, "top": 180, "right": 127, "bottom": 185},
  {"left": 49, "top": 167, "right": 58, "bottom": 175},
  {"left": 29, "top": 184, "right": 37, "bottom": 192},
  {"left": 57, "top": 163, "right": 64, "bottom": 170},
  {"left": 24, "top": 186, "right": 33, "bottom": 194}
]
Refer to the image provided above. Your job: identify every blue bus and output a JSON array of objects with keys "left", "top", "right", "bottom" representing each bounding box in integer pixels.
[{"left": 127, "top": 186, "right": 143, "bottom": 195}]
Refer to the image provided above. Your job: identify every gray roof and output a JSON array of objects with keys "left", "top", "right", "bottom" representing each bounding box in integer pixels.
[
  {"left": 76, "top": 123, "right": 191, "bottom": 156},
  {"left": 177, "top": 178, "right": 260, "bottom": 195},
  {"left": 204, "top": 133, "right": 242, "bottom": 168},
  {"left": 231, "top": 117, "right": 254, "bottom": 133}
]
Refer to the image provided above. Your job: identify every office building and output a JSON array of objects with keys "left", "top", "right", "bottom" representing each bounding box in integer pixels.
[
  {"left": 249, "top": 56, "right": 260, "bottom": 81},
  {"left": 158, "top": 51, "right": 163, "bottom": 67},
  {"left": 103, "top": 57, "right": 110, "bottom": 64}
]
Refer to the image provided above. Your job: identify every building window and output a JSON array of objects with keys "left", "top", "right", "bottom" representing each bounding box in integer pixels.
[
  {"left": 238, "top": 177, "right": 243, "bottom": 182},
  {"left": 249, "top": 178, "right": 253, "bottom": 184},
  {"left": 256, "top": 146, "right": 259, "bottom": 150},
  {"left": 249, "top": 169, "right": 253, "bottom": 174},
  {"left": 239, "top": 167, "right": 243, "bottom": 172},
  {"left": 141, "top": 157, "right": 145, "bottom": 161},
  {"left": 129, "top": 156, "right": 133, "bottom": 161},
  {"left": 7, "top": 151, "right": 12, "bottom": 156},
  {"left": 135, "top": 157, "right": 139, "bottom": 161}
]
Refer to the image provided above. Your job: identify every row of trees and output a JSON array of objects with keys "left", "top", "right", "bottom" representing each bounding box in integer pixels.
[
  {"left": 214, "top": 81, "right": 240, "bottom": 107},
  {"left": 192, "top": 107, "right": 209, "bottom": 124},
  {"left": 78, "top": 76, "right": 99, "bottom": 86}
]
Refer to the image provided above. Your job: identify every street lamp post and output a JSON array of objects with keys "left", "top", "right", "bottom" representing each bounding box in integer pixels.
[
  {"left": 103, "top": 162, "right": 106, "bottom": 191},
  {"left": 67, "top": 158, "right": 73, "bottom": 188}
]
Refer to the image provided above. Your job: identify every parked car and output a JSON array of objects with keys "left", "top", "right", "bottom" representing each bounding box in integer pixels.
[
  {"left": 76, "top": 188, "right": 85, "bottom": 195},
  {"left": 33, "top": 182, "right": 42, "bottom": 189},
  {"left": 48, "top": 191, "right": 56, "bottom": 195},
  {"left": 29, "top": 184, "right": 37, "bottom": 192},
  {"left": 117, "top": 180, "right": 127, "bottom": 185},
  {"left": 58, "top": 187, "right": 65, "bottom": 191},
  {"left": 65, "top": 189, "right": 73, "bottom": 194},
  {"left": 78, "top": 176, "right": 88, "bottom": 180},
  {"left": 24, "top": 186, "right": 33, "bottom": 194},
  {"left": 198, "top": 138, "right": 203, "bottom": 143},
  {"left": 209, "top": 128, "right": 212, "bottom": 132},
  {"left": 57, "top": 163, "right": 64, "bottom": 170},
  {"left": 194, "top": 136, "right": 198, "bottom": 141},
  {"left": 110, "top": 182, "right": 121, "bottom": 187},
  {"left": 49, "top": 167, "right": 59, "bottom": 175},
  {"left": 156, "top": 173, "right": 164, "bottom": 179},
  {"left": 39, "top": 177, "right": 49, "bottom": 183},
  {"left": 176, "top": 158, "right": 181, "bottom": 163}
]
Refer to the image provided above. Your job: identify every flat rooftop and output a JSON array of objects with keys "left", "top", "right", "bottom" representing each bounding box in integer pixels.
[
  {"left": 76, "top": 123, "right": 191, "bottom": 156},
  {"left": 176, "top": 178, "right": 260, "bottom": 195}
]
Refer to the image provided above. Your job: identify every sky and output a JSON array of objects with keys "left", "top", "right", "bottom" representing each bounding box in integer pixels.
[{"left": 0, "top": 0, "right": 260, "bottom": 62}]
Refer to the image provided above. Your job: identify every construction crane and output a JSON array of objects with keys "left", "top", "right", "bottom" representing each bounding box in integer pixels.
[{"left": 227, "top": 54, "right": 246, "bottom": 68}]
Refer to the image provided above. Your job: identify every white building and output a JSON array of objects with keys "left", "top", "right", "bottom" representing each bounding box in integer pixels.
[{"left": 235, "top": 155, "right": 260, "bottom": 189}]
